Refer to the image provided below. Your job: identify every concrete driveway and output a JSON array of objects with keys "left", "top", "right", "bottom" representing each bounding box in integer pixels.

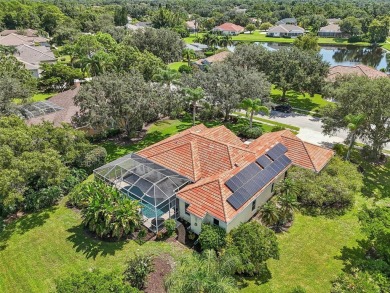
[{"left": 258, "top": 111, "right": 390, "bottom": 151}]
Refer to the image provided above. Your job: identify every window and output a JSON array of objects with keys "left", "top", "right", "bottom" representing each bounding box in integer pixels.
[
  {"left": 271, "top": 183, "right": 275, "bottom": 193},
  {"left": 252, "top": 200, "right": 256, "bottom": 211},
  {"left": 213, "top": 218, "right": 219, "bottom": 226},
  {"left": 185, "top": 203, "right": 190, "bottom": 216}
]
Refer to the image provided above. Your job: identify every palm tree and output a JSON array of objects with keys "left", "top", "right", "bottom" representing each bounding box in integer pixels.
[
  {"left": 182, "top": 48, "right": 196, "bottom": 67},
  {"left": 219, "top": 34, "right": 233, "bottom": 47},
  {"left": 202, "top": 32, "right": 220, "bottom": 52},
  {"left": 344, "top": 113, "right": 366, "bottom": 161},
  {"left": 152, "top": 68, "right": 181, "bottom": 87},
  {"left": 259, "top": 200, "right": 279, "bottom": 227},
  {"left": 240, "top": 98, "right": 269, "bottom": 128},
  {"left": 184, "top": 87, "right": 204, "bottom": 126},
  {"left": 275, "top": 179, "right": 299, "bottom": 225},
  {"left": 80, "top": 51, "right": 115, "bottom": 77}
]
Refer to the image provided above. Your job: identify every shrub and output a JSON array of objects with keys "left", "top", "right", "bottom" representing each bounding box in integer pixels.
[
  {"left": 198, "top": 224, "right": 227, "bottom": 251},
  {"left": 204, "top": 51, "right": 214, "bottom": 57},
  {"left": 123, "top": 255, "right": 153, "bottom": 290},
  {"left": 239, "top": 126, "right": 263, "bottom": 139},
  {"left": 23, "top": 186, "right": 62, "bottom": 212},
  {"left": 137, "top": 227, "right": 147, "bottom": 244},
  {"left": 80, "top": 146, "right": 107, "bottom": 173},
  {"left": 164, "top": 219, "right": 176, "bottom": 237},
  {"left": 60, "top": 57, "right": 66, "bottom": 61},
  {"left": 271, "top": 125, "right": 286, "bottom": 132},
  {"left": 331, "top": 270, "right": 381, "bottom": 293},
  {"left": 81, "top": 181, "right": 142, "bottom": 239},
  {"left": 178, "top": 64, "right": 192, "bottom": 74},
  {"left": 67, "top": 182, "right": 89, "bottom": 209},
  {"left": 56, "top": 269, "right": 138, "bottom": 293},
  {"left": 60, "top": 168, "right": 87, "bottom": 194}
]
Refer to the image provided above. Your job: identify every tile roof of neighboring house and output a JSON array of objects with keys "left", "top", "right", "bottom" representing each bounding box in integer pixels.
[
  {"left": 214, "top": 22, "right": 245, "bottom": 33},
  {"left": 276, "top": 18, "right": 297, "bottom": 24},
  {"left": 0, "top": 29, "right": 38, "bottom": 37},
  {"left": 195, "top": 51, "right": 231, "bottom": 65},
  {"left": 319, "top": 24, "right": 341, "bottom": 33},
  {"left": 327, "top": 64, "right": 388, "bottom": 80},
  {"left": 327, "top": 18, "right": 341, "bottom": 24},
  {"left": 186, "top": 20, "right": 197, "bottom": 30},
  {"left": 268, "top": 24, "right": 305, "bottom": 33},
  {"left": 137, "top": 125, "right": 333, "bottom": 222},
  {"left": 14, "top": 44, "right": 56, "bottom": 64},
  {"left": 0, "top": 33, "right": 48, "bottom": 46},
  {"left": 26, "top": 85, "right": 80, "bottom": 126}
]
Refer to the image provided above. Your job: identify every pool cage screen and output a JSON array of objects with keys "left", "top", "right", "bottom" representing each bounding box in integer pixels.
[{"left": 94, "top": 153, "right": 191, "bottom": 233}]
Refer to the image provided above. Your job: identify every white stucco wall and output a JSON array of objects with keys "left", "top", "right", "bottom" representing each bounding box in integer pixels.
[
  {"left": 226, "top": 170, "right": 287, "bottom": 233},
  {"left": 178, "top": 199, "right": 191, "bottom": 222}
]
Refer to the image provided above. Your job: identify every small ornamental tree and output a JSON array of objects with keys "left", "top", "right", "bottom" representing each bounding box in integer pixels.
[
  {"left": 81, "top": 181, "right": 142, "bottom": 239},
  {"left": 245, "top": 23, "right": 256, "bottom": 34},
  {"left": 198, "top": 224, "right": 227, "bottom": 251},
  {"left": 124, "top": 255, "right": 154, "bottom": 290},
  {"left": 227, "top": 221, "right": 279, "bottom": 277}
]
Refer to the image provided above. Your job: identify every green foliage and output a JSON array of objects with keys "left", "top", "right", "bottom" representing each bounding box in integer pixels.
[
  {"left": 239, "top": 126, "right": 263, "bottom": 139},
  {"left": 293, "top": 34, "right": 320, "bottom": 51},
  {"left": 331, "top": 269, "right": 381, "bottom": 293},
  {"left": 80, "top": 146, "right": 107, "bottom": 174},
  {"left": 56, "top": 269, "right": 139, "bottom": 293},
  {"left": 198, "top": 224, "right": 227, "bottom": 251},
  {"left": 39, "top": 63, "right": 83, "bottom": 92},
  {"left": 271, "top": 126, "right": 286, "bottom": 132},
  {"left": 0, "top": 116, "right": 93, "bottom": 216},
  {"left": 81, "top": 181, "right": 142, "bottom": 239},
  {"left": 165, "top": 250, "right": 239, "bottom": 293},
  {"left": 114, "top": 6, "right": 128, "bottom": 26},
  {"left": 245, "top": 23, "right": 257, "bottom": 33},
  {"left": 259, "top": 22, "right": 273, "bottom": 30},
  {"left": 178, "top": 64, "right": 192, "bottom": 74},
  {"left": 164, "top": 219, "right": 176, "bottom": 237},
  {"left": 123, "top": 255, "right": 153, "bottom": 290},
  {"left": 368, "top": 19, "right": 389, "bottom": 43},
  {"left": 289, "top": 157, "right": 362, "bottom": 216},
  {"left": 340, "top": 16, "right": 362, "bottom": 36},
  {"left": 227, "top": 221, "right": 279, "bottom": 277}
]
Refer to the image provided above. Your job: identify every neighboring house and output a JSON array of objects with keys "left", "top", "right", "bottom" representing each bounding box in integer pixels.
[
  {"left": 267, "top": 24, "right": 305, "bottom": 37},
  {"left": 0, "top": 32, "right": 49, "bottom": 47},
  {"left": 186, "top": 43, "right": 208, "bottom": 52},
  {"left": 276, "top": 18, "right": 297, "bottom": 25},
  {"left": 14, "top": 44, "right": 56, "bottom": 77},
  {"left": 194, "top": 51, "right": 231, "bottom": 69},
  {"left": 186, "top": 20, "right": 198, "bottom": 33},
  {"left": 327, "top": 64, "right": 388, "bottom": 81},
  {"left": 24, "top": 85, "right": 81, "bottom": 127},
  {"left": 94, "top": 124, "right": 333, "bottom": 233},
  {"left": 212, "top": 22, "right": 245, "bottom": 35},
  {"left": 0, "top": 29, "right": 39, "bottom": 37},
  {"left": 327, "top": 18, "right": 342, "bottom": 25},
  {"left": 318, "top": 24, "right": 343, "bottom": 38}
]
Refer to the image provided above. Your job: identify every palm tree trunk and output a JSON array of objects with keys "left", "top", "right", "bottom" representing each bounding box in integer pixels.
[
  {"left": 192, "top": 101, "right": 196, "bottom": 126},
  {"left": 249, "top": 110, "right": 254, "bottom": 128},
  {"left": 345, "top": 132, "right": 356, "bottom": 161}
]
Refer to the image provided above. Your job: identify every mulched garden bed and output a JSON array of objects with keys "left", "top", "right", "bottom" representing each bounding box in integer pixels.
[{"left": 144, "top": 254, "right": 174, "bottom": 293}]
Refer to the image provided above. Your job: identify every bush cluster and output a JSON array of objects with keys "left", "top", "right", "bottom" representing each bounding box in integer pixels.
[
  {"left": 198, "top": 224, "right": 227, "bottom": 251},
  {"left": 239, "top": 126, "right": 263, "bottom": 139}
]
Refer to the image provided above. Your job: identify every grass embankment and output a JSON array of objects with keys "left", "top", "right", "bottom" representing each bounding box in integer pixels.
[
  {"left": 167, "top": 61, "right": 187, "bottom": 71},
  {"left": 14, "top": 92, "right": 57, "bottom": 105},
  {"left": 184, "top": 32, "right": 376, "bottom": 47}
]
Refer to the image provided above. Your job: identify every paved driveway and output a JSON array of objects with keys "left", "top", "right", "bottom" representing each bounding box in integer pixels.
[{"left": 258, "top": 111, "right": 390, "bottom": 151}]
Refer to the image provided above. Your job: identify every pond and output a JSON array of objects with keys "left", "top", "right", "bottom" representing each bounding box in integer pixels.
[{"left": 228, "top": 42, "right": 390, "bottom": 71}]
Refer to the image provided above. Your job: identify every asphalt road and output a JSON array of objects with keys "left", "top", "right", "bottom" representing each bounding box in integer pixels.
[{"left": 257, "top": 111, "right": 390, "bottom": 151}]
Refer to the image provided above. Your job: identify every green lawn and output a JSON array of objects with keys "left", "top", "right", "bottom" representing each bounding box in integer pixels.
[
  {"left": 167, "top": 61, "right": 187, "bottom": 71},
  {"left": 0, "top": 198, "right": 184, "bottom": 293},
  {"left": 241, "top": 199, "right": 364, "bottom": 293},
  {"left": 184, "top": 32, "right": 375, "bottom": 47},
  {"left": 233, "top": 112, "right": 300, "bottom": 132},
  {"left": 14, "top": 92, "right": 57, "bottom": 105},
  {"left": 271, "top": 87, "right": 331, "bottom": 113}
]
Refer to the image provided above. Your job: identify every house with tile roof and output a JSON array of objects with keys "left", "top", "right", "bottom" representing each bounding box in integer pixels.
[
  {"left": 327, "top": 64, "right": 388, "bottom": 81},
  {"left": 318, "top": 24, "right": 343, "bottom": 38},
  {"left": 267, "top": 24, "right": 305, "bottom": 37},
  {"left": 276, "top": 18, "right": 297, "bottom": 25},
  {"left": 194, "top": 51, "right": 231, "bottom": 70},
  {"left": 14, "top": 44, "right": 56, "bottom": 77},
  {"left": 0, "top": 33, "right": 49, "bottom": 47},
  {"left": 94, "top": 124, "right": 333, "bottom": 233},
  {"left": 212, "top": 22, "right": 245, "bottom": 35}
]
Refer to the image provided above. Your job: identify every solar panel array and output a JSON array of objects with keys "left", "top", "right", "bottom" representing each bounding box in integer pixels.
[{"left": 226, "top": 143, "right": 291, "bottom": 210}]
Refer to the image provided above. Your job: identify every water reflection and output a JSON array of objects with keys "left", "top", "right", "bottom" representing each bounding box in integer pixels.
[{"left": 250, "top": 42, "right": 389, "bottom": 71}]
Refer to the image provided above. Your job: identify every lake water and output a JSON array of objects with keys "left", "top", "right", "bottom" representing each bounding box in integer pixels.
[{"left": 228, "top": 42, "right": 389, "bottom": 71}]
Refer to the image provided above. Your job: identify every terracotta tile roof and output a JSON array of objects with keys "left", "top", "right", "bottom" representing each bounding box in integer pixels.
[
  {"left": 267, "top": 24, "right": 304, "bottom": 33},
  {"left": 0, "top": 33, "right": 48, "bottom": 46},
  {"left": 319, "top": 24, "right": 341, "bottom": 33},
  {"left": 214, "top": 22, "right": 245, "bottom": 33},
  {"left": 327, "top": 65, "right": 388, "bottom": 81},
  {"left": 26, "top": 85, "right": 81, "bottom": 126},
  {"left": 137, "top": 125, "right": 333, "bottom": 223},
  {"left": 248, "top": 130, "right": 334, "bottom": 172}
]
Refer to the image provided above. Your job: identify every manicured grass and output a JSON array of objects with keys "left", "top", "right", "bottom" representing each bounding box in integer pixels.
[
  {"left": 271, "top": 87, "right": 331, "bottom": 113},
  {"left": 14, "top": 92, "right": 57, "bottom": 105},
  {"left": 0, "top": 198, "right": 183, "bottom": 293},
  {"left": 167, "top": 61, "right": 187, "bottom": 71},
  {"left": 57, "top": 55, "right": 71, "bottom": 64},
  {"left": 184, "top": 32, "right": 375, "bottom": 46},
  {"left": 241, "top": 200, "right": 364, "bottom": 293}
]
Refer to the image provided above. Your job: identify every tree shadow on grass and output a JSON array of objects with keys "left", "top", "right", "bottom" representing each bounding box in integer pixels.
[
  {"left": 0, "top": 207, "right": 57, "bottom": 251},
  {"left": 66, "top": 225, "right": 126, "bottom": 260},
  {"left": 360, "top": 160, "right": 390, "bottom": 199},
  {"left": 271, "top": 91, "right": 322, "bottom": 112}
]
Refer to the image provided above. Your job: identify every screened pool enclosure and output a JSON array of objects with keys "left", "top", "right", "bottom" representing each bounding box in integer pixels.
[{"left": 94, "top": 154, "right": 191, "bottom": 233}]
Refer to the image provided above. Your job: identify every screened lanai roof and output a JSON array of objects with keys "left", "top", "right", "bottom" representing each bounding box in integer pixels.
[
  {"left": 19, "top": 101, "right": 63, "bottom": 119},
  {"left": 94, "top": 154, "right": 192, "bottom": 206}
]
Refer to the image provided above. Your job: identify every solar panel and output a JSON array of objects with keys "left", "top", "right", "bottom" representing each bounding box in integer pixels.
[
  {"left": 225, "top": 178, "right": 240, "bottom": 192},
  {"left": 227, "top": 195, "right": 242, "bottom": 210},
  {"left": 256, "top": 155, "right": 272, "bottom": 168},
  {"left": 266, "top": 143, "right": 288, "bottom": 160}
]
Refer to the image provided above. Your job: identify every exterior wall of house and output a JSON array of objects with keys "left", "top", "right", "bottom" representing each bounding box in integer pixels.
[
  {"left": 226, "top": 170, "right": 287, "bottom": 233},
  {"left": 178, "top": 199, "right": 191, "bottom": 222},
  {"left": 318, "top": 31, "right": 342, "bottom": 38}
]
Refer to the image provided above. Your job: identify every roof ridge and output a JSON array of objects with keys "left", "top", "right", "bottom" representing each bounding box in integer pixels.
[
  {"left": 139, "top": 131, "right": 193, "bottom": 154},
  {"left": 217, "top": 178, "right": 228, "bottom": 221},
  {"left": 282, "top": 135, "right": 316, "bottom": 171},
  {"left": 189, "top": 140, "right": 201, "bottom": 181},
  {"left": 191, "top": 131, "right": 250, "bottom": 152},
  {"left": 146, "top": 139, "right": 193, "bottom": 158}
]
